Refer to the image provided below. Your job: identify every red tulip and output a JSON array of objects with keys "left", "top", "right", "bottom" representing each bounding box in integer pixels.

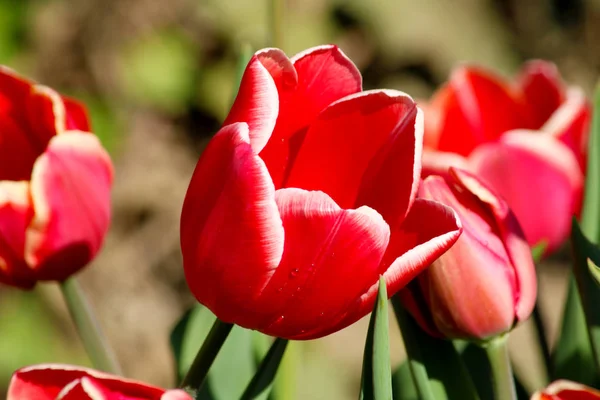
[
  {"left": 0, "top": 67, "right": 113, "bottom": 289},
  {"left": 422, "top": 61, "right": 588, "bottom": 253},
  {"left": 532, "top": 380, "right": 600, "bottom": 400},
  {"left": 400, "top": 168, "right": 536, "bottom": 340},
  {"left": 7, "top": 364, "right": 192, "bottom": 400},
  {"left": 180, "top": 45, "right": 462, "bottom": 340}
]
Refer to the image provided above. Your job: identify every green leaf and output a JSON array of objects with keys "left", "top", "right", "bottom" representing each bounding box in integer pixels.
[
  {"left": 570, "top": 219, "right": 600, "bottom": 376},
  {"left": 588, "top": 258, "right": 600, "bottom": 288},
  {"left": 240, "top": 338, "right": 289, "bottom": 400},
  {"left": 391, "top": 296, "right": 480, "bottom": 400},
  {"left": 552, "top": 276, "right": 597, "bottom": 385},
  {"left": 581, "top": 84, "right": 600, "bottom": 242},
  {"left": 170, "top": 305, "right": 267, "bottom": 399},
  {"left": 391, "top": 362, "right": 419, "bottom": 400},
  {"left": 360, "top": 276, "right": 393, "bottom": 400}
]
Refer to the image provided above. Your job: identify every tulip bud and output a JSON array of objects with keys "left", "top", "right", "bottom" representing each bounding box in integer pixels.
[
  {"left": 7, "top": 364, "right": 193, "bottom": 400},
  {"left": 0, "top": 67, "right": 113, "bottom": 289},
  {"left": 400, "top": 168, "right": 536, "bottom": 340},
  {"left": 531, "top": 380, "right": 600, "bottom": 400}
]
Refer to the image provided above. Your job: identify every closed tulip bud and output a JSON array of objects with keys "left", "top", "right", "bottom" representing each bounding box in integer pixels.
[
  {"left": 180, "top": 45, "right": 462, "bottom": 340},
  {"left": 400, "top": 168, "right": 536, "bottom": 340},
  {"left": 0, "top": 67, "right": 113, "bottom": 288},
  {"left": 532, "top": 380, "right": 600, "bottom": 400},
  {"left": 7, "top": 364, "right": 192, "bottom": 400}
]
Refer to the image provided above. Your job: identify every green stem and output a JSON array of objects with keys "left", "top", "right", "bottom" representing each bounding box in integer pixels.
[
  {"left": 269, "top": 0, "right": 284, "bottom": 49},
  {"left": 59, "top": 278, "right": 122, "bottom": 375},
  {"left": 532, "top": 302, "right": 552, "bottom": 382},
  {"left": 180, "top": 318, "right": 233, "bottom": 394},
  {"left": 482, "top": 336, "right": 516, "bottom": 400}
]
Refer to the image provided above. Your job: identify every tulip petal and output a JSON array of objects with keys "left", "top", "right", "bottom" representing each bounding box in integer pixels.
[
  {"left": 449, "top": 168, "right": 537, "bottom": 323},
  {"left": 286, "top": 90, "right": 419, "bottom": 221},
  {"left": 7, "top": 364, "right": 168, "bottom": 400},
  {"left": 542, "top": 88, "right": 591, "bottom": 171},
  {"left": 469, "top": 130, "right": 583, "bottom": 253},
  {"left": 259, "top": 45, "right": 363, "bottom": 186},
  {"left": 0, "top": 70, "right": 53, "bottom": 180},
  {"left": 63, "top": 96, "right": 92, "bottom": 132},
  {"left": 180, "top": 123, "right": 285, "bottom": 326},
  {"left": 354, "top": 106, "right": 423, "bottom": 224},
  {"left": 302, "top": 198, "right": 462, "bottom": 340},
  {"left": 518, "top": 60, "right": 565, "bottom": 128},
  {"left": 0, "top": 181, "right": 35, "bottom": 288},
  {"left": 26, "top": 131, "right": 113, "bottom": 280},
  {"left": 223, "top": 50, "right": 283, "bottom": 153},
  {"left": 26, "top": 85, "right": 68, "bottom": 142},
  {"left": 257, "top": 188, "right": 390, "bottom": 339},
  {"left": 532, "top": 380, "right": 600, "bottom": 400},
  {"left": 428, "top": 67, "right": 531, "bottom": 156},
  {"left": 420, "top": 149, "right": 470, "bottom": 179}
]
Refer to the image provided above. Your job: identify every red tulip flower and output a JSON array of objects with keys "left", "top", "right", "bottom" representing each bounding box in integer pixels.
[
  {"left": 400, "top": 168, "right": 536, "bottom": 340},
  {"left": 180, "top": 45, "right": 462, "bottom": 340},
  {"left": 0, "top": 67, "right": 113, "bottom": 289},
  {"left": 422, "top": 61, "right": 588, "bottom": 253},
  {"left": 7, "top": 364, "right": 192, "bottom": 400},
  {"left": 532, "top": 380, "right": 600, "bottom": 400}
]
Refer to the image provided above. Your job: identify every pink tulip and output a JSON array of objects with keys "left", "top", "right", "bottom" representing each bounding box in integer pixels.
[
  {"left": 421, "top": 61, "right": 588, "bottom": 253},
  {"left": 532, "top": 380, "right": 600, "bottom": 400},
  {"left": 0, "top": 67, "right": 113, "bottom": 288},
  {"left": 7, "top": 364, "right": 192, "bottom": 400},
  {"left": 400, "top": 168, "right": 536, "bottom": 339},
  {"left": 180, "top": 45, "right": 462, "bottom": 340}
]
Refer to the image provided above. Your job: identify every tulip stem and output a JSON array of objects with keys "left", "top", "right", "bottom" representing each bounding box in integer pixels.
[
  {"left": 269, "top": 0, "right": 284, "bottom": 49},
  {"left": 483, "top": 335, "right": 516, "bottom": 400},
  {"left": 59, "top": 277, "right": 122, "bottom": 375},
  {"left": 180, "top": 318, "right": 233, "bottom": 395}
]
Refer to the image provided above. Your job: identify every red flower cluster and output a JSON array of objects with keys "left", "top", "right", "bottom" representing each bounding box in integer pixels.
[{"left": 422, "top": 62, "right": 589, "bottom": 253}]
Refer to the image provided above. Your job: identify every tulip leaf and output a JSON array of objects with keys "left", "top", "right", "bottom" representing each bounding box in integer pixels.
[
  {"left": 581, "top": 83, "right": 600, "bottom": 242},
  {"left": 391, "top": 362, "right": 419, "bottom": 400},
  {"left": 391, "top": 296, "right": 480, "bottom": 400},
  {"left": 239, "top": 338, "right": 288, "bottom": 400},
  {"left": 552, "top": 276, "right": 597, "bottom": 385},
  {"left": 588, "top": 258, "right": 600, "bottom": 288},
  {"left": 170, "top": 305, "right": 268, "bottom": 399},
  {"left": 569, "top": 219, "right": 600, "bottom": 377},
  {"left": 359, "top": 276, "right": 393, "bottom": 400}
]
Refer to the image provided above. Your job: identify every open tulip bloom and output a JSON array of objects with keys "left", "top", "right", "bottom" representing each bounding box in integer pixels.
[
  {"left": 180, "top": 45, "right": 463, "bottom": 340},
  {"left": 422, "top": 61, "right": 589, "bottom": 254},
  {"left": 0, "top": 67, "right": 113, "bottom": 288},
  {"left": 7, "top": 364, "right": 192, "bottom": 400},
  {"left": 532, "top": 380, "right": 600, "bottom": 400}
]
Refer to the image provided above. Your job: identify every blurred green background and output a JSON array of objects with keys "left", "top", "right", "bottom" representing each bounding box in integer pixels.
[{"left": 0, "top": 0, "right": 599, "bottom": 398}]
